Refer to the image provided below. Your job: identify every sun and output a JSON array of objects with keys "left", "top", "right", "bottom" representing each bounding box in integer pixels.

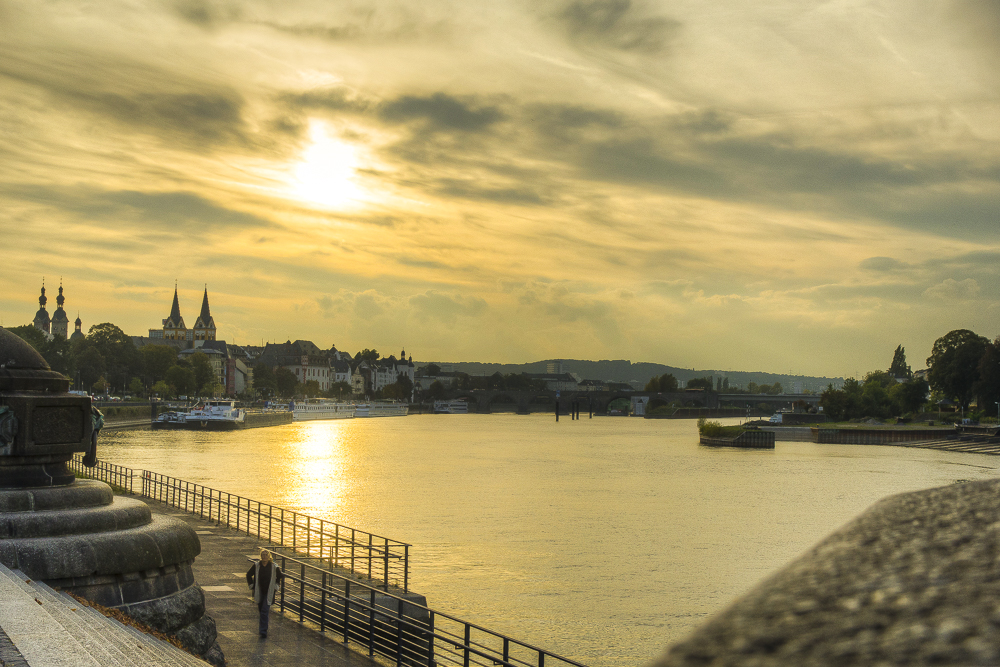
[{"left": 290, "top": 121, "right": 365, "bottom": 209}]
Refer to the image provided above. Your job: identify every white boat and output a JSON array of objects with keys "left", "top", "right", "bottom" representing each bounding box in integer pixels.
[
  {"left": 354, "top": 401, "right": 409, "bottom": 417},
  {"left": 179, "top": 400, "right": 246, "bottom": 430},
  {"left": 292, "top": 399, "right": 356, "bottom": 421},
  {"left": 433, "top": 400, "right": 469, "bottom": 414}
]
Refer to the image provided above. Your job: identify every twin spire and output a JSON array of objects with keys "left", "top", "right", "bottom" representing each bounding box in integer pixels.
[{"left": 156, "top": 283, "right": 216, "bottom": 344}]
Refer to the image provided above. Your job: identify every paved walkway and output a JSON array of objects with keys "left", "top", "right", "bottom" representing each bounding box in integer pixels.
[{"left": 138, "top": 494, "right": 384, "bottom": 667}]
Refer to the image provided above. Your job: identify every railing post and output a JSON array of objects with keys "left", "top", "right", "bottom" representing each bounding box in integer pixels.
[
  {"left": 343, "top": 580, "right": 351, "bottom": 643},
  {"left": 307, "top": 516, "right": 311, "bottom": 556},
  {"left": 404, "top": 545, "right": 409, "bottom": 594},
  {"left": 368, "top": 588, "right": 376, "bottom": 656},
  {"left": 539, "top": 650, "right": 545, "bottom": 667},
  {"left": 335, "top": 525, "right": 340, "bottom": 569},
  {"left": 427, "top": 611, "right": 435, "bottom": 667},
  {"left": 351, "top": 529, "right": 356, "bottom": 574},
  {"left": 280, "top": 556, "right": 286, "bottom": 613},
  {"left": 396, "top": 597, "right": 403, "bottom": 666},
  {"left": 464, "top": 624, "right": 471, "bottom": 667},
  {"left": 299, "top": 562, "right": 305, "bottom": 622},
  {"left": 320, "top": 572, "right": 327, "bottom": 632},
  {"left": 384, "top": 538, "right": 390, "bottom": 591},
  {"left": 368, "top": 533, "right": 373, "bottom": 580}
]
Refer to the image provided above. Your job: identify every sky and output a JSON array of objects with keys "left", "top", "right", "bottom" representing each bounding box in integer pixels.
[{"left": 2, "top": 0, "right": 999, "bottom": 378}]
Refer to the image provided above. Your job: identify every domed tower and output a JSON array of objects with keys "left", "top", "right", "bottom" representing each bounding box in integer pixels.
[
  {"left": 70, "top": 314, "right": 85, "bottom": 342},
  {"left": 32, "top": 282, "right": 50, "bottom": 335},
  {"left": 192, "top": 286, "right": 216, "bottom": 344},
  {"left": 51, "top": 283, "right": 70, "bottom": 340}
]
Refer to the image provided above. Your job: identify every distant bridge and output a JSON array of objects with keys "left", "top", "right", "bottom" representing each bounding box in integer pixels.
[{"left": 433, "top": 389, "right": 819, "bottom": 414}]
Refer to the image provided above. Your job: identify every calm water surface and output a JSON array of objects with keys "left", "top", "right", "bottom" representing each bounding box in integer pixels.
[{"left": 100, "top": 415, "right": 1000, "bottom": 667}]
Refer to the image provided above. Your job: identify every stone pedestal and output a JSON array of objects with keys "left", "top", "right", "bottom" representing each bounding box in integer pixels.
[{"left": 0, "top": 328, "right": 224, "bottom": 665}]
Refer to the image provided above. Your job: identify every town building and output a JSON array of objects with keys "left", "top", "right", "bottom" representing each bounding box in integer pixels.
[
  {"left": 32, "top": 284, "right": 50, "bottom": 337},
  {"left": 256, "top": 340, "right": 334, "bottom": 392}
]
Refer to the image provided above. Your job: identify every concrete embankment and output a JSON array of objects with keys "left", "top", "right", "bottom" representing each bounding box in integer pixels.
[{"left": 655, "top": 478, "right": 1000, "bottom": 666}]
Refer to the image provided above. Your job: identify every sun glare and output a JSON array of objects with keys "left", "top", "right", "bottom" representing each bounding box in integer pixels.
[{"left": 291, "top": 121, "right": 364, "bottom": 209}]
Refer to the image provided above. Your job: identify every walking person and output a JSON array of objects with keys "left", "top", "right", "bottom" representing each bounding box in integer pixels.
[{"left": 246, "top": 549, "right": 283, "bottom": 638}]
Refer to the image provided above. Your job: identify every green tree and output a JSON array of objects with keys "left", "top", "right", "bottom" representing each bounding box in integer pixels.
[
  {"left": 927, "top": 329, "right": 990, "bottom": 411},
  {"left": 978, "top": 337, "right": 1000, "bottom": 417},
  {"left": 686, "top": 377, "right": 714, "bottom": 391},
  {"left": 252, "top": 363, "right": 277, "bottom": 397},
  {"left": 328, "top": 381, "right": 352, "bottom": 399},
  {"left": 151, "top": 380, "right": 171, "bottom": 398},
  {"left": 165, "top": 365, "right": 196, "bottom": 397},
  {"left": 423, "top": 363, "right": 441, "bottom": 376},
  {"left": 74, "top": 344, "right": 107, "bottom": 391},
  {"left": 188, "top": 351, "right": 214, "bottom": 395},
  {"left": 427, "top": 380, "right": 446, "bottom": 400},
  {"left": 141, "top": 345, "right": 178, "bottom": 382},
  {"left": 128, "top": 377, "right": 145, "bottom": 398},
  {"left": 92, "top": 376, "right": 109, "bottom": 396},
  {"left": 888, "top": 345, "right": 911, "bottom": 379},
  {"left": 645, "top": 373, "right": 679, "bottom": 392},
  {"left": 358, "top": 349, "right": 380, "bottom": 364},
  {"left": 301, "top": 380, "right": 321, "bottom": 397},
  {"left": 275, "top": 367, "right": 297, "bottom": 397},
  {"left": 890, "top": 378, "right": 930, "bottom": 414},
  {"left": 87, "top": 323, "right": 141, "bottom": 385}
]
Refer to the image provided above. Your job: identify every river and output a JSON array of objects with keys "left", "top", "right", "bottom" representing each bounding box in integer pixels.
[{"left": 98, "top": 415, "right": 1000, "bottom": 667}]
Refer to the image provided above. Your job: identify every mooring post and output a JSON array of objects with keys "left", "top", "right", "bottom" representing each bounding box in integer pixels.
[{"left": 555, "top": 401, "right": 559, "bottom": 422}]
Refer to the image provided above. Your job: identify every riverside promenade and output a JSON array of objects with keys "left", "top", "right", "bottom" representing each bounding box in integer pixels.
[{"left": 139, "top": 493, "right": 382, "bottom": 667}]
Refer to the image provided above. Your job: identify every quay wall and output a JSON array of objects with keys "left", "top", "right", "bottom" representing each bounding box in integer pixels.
[
  {"left": 241, "top": 411, "right": 293, "bottom": 428},
  {"left": 811, "top": 427, "right": 952, "bottom": 444},
  {"left": 699, "top": 430, "right": 775, "bottom": 449}
]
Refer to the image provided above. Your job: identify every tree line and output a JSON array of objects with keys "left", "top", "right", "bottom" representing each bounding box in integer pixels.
[{"left": 820, "top": 332, "right": 1000, "bottom": 422}]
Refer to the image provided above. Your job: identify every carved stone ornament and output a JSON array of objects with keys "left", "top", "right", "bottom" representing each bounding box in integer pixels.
[{"left": 0, "top": 405, "right": 15, "bottom": 450}]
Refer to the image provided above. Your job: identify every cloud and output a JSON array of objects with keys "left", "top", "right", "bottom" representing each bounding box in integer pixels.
[
  {"left": 556, "top": 0, "right": 681, "bottom": 54},
  {"left": 2, "top": 184, "right": 276, "bottom": 232},
  {"left": 0, "top": 53, "right": 251, "bottom": 149},
  {"left": 860, "top": 257, "right": 909, "bottom": 272},
  {"left": 409, "top": 290, "right": 488, "bottom": 323},
  {"left": 379, "top": 93, "right": 504, "bottom": 132},
  {"left": 170, "top": 0, "right": 242, "bottom": 27},
  {"left": 923, "top": 278, "right": 980, "bottom": 300},
  {"left": 435, "top": 179, "right": 548, "bottom": 205}
]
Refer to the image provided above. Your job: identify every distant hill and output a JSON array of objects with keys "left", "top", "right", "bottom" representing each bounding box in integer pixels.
[{"left": 414, "top": 359, "right": 843, "bottom": 394}]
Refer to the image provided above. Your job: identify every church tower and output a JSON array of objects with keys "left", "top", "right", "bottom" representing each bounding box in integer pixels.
[
  {"left": 51, "top": 282, "right": 70, "bottom": 340},
  {"left": 192, "top": 287, "right": 217, "bottom": 344},
  {"left": 71, "top": 314, "right": 85, "bottom": 342},
  {"left": 162, "top": 284, "right": 188, "bottom": 341},
  {"left": 32, "top": 281, "right": 50, "bottom": 335}
]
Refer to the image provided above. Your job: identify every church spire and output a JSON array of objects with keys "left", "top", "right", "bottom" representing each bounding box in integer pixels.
[
  {"left": 199, "top": 285, "right": 212, "bottom": 323},
  {"left": 169, "top": 283, "right": 182, "bottom": 324},
  {"left": 193, "top": 285, "right": 216, "bottom": 342}
]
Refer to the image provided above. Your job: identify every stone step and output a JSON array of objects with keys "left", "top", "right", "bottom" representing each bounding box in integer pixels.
[
  {"left": 0, "top": 562, "right": 207, "bottom": 667},
  {"left": 0, "top": 564, "right": 101, "bottom": 667}
]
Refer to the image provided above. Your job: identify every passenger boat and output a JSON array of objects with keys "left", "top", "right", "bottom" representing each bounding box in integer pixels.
[
  {"left": 292, "top": 399, "right": 356, "bottom": 421},
  {"left": 179, "top": 400, "right": 247, "bottom": 430},
  {"left": 354, "top": 401, "right": 408, "bottom": 417},
  {"left": 433, "top": 400, "right": 469, "bottom": 414}
]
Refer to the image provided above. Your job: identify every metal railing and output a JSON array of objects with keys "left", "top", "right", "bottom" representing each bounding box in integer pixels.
[
  {"left": 258, "top": 551, "right": 587, "bottom": 667},
  {"left": 70, "top": 457, "right": 409, "bottom": 592}
]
